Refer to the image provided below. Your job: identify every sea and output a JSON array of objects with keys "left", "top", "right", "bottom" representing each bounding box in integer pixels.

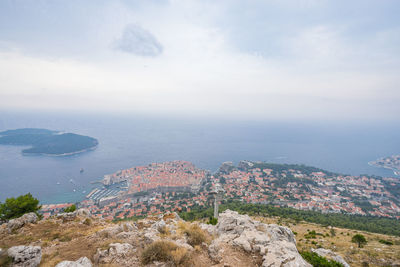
[{"left": 0, "top": 110, "right": 399, "bottom": 204}]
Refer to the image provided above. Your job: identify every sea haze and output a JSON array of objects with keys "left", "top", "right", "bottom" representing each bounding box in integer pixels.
[{"left": 0, "top": 110, "right": 399, "bottom": 204}]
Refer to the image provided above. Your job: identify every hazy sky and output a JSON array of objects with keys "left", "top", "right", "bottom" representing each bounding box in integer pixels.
[{"left": 0, "top": 0, "right": 399, "bottom": 121}]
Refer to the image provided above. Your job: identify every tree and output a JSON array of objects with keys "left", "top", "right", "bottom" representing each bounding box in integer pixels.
[
  {"left": 0, "top": 193, "right": 40, "bottom": 221},
  {"left": 352, "top": 234, "right": 367, "bottom": 248}
]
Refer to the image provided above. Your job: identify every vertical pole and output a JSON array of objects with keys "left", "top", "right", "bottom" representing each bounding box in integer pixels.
[{"left": 214, "top": 194, "right": 219, "bottom": 218}]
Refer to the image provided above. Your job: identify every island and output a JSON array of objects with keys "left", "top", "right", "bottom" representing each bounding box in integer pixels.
[
  {"left": 0, "top": 128, "right": 98, "bottom": 156},
  {"left": 369, "top": 155, "right": 400, "bottom": 175}
]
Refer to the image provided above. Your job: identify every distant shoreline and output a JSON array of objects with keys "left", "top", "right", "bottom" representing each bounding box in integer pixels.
[
  {"left": 368, "top": 161, "right": 400, "bottom": 176},
  {"left": 21, "top": 144, "right": 98, "bottom": 157}
]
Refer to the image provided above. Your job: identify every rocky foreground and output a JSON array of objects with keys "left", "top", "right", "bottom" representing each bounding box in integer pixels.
[{"left": 0, "top": 209, "right": 349, "bottom": 267}]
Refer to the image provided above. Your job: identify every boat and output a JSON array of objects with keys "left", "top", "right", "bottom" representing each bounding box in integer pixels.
[
  {"left": 80, "top": 168, "right": 84, "bottom": 173},
  {"left": 56, "top": 182, "right": 60, "bottom": 185}
]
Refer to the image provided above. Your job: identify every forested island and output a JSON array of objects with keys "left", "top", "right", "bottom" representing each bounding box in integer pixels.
[{"left": 0, "top": 128, "right": 98, "bottom": 156}]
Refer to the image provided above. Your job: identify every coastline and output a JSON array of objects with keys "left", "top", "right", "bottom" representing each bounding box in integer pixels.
[
  {"left": 368, "top": 161, "right": 400, "bottom": 176},
  {"left": 22, "top": 144, "right": 98, "bottom": 157}
]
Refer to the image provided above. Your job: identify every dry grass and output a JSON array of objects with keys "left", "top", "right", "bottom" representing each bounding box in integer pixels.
[
  {"left": 140, "top": 240, "right": 191, "bottom": 266},
  {"left": 0, "top": 219, "right": 122, "bottom": 267},
  {"left": 177, "top": 221, "right": 210, "bottom": 246}
]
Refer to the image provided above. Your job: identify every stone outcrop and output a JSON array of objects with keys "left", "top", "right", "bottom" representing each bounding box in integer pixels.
[
  {"left": 94, "top": 243, "right": 137, "bottom": 265},
  {"left": 7, "top": 245, "right": 42, "bottom": 267},
  {"left": 97, "top": 222, "right": 137, "bottom": 238},
  {"left": 311, "top": 248, "right": 350, "bottom": 267},
  {"left": 55, "top": 257, "right": 92, "bottom": 267},
  {"left": 56, "top": 208, "right": 92, "bottom": 222},
  {"left": 7, "top": 213, "right": 38, "bottom": 233},
  {"left": 215, "top": 210, "right": 311, "bottom": 267}
]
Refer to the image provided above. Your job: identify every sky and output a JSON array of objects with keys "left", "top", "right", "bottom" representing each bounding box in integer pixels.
[{"left": 0, "top": 0, "right": 399, "bottom": 121}]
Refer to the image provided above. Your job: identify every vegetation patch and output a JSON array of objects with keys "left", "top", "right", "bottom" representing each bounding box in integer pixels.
[
  {"left": 141, "top": 240, "right": 191, "bottom": 266},
  {"left": 378, "top": 239, "right": 393, "bottom": 246},
  {"left": 300, "top": 251, "right": 344, "bottom": 267},
  {"left": 180, "top": 200, "right": 400, "bottom": 236},
  {"left": 0, "top": 193, "right": 40, "bottom": 221},
  {"left": 63, "top": 204, "right": 76, "bottom": 213}
]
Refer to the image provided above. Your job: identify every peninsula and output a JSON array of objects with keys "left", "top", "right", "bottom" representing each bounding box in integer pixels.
[
  {"left": 369, "top": 155, "right": 400, "bottom": 175},
  {"left": 0, "top": 128, "right": 98, "bottom": 156}
]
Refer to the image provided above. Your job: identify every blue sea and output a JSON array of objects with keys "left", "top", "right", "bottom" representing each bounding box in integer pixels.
[{"left": 0, "top": 110, "right": 399, "bottom": 204}]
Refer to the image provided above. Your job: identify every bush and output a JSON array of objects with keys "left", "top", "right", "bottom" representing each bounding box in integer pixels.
[
  {"left": 378, "top": 239, "right": 393, "bottom": 246},
  {"left": 141, "top": 240, "right": 190, "bottom": 266},
  {"left": 300, "top": 251, "right": 344, "bottom": 267},
  {"left": 83, "top": 218, "right": 92, "bottom": 226},
  {"left": 184, "top": 224, "right": 208, "bottom": 246},
  {"left": 207, "top": 216, "right": 218, "bottom": 225},
  {"left": 63, "top": 204, "right": 76, "bottom": 213},
  {"left": 0, "top": 193, "right": 40, "bottom": 221}
]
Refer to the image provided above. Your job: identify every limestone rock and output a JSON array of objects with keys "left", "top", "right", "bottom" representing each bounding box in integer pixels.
[
  {"left": 266, "top": 224, "right": 296, "bottom": 243},
  {"left": 233, "top": 235, "right": 252, "bottom": 252},
  {"left": 262, "top": 241, "right": 310, "bottom": 267},
  {"left": 8, "top": 245, "right": 42, "bottom": 267},
  {"left": 56, "top": 212, "right": 77, "bottom": 222},
  {"left": 312, "top": 248, "right": 350, "bottom": 267},
  {"left": 94, "top": 243, "right": 136, "bottom": 265},
  {"left": 75, "top": 209, "right": 91, "bottom": 218},
  {"left": 217, "top": 210, "right": 311, "bottom": 267},
  {"left": 55, "top": 257, "right": 92, "bottom": 267},
  {"left": 7, "top": 213, "right": 38, "bottom": 232},
  {"left": 97, "top": 223, "right": 135, "bottom": 238},
  {"left": 152, "top": 219, "right": 166, "bottom": 233},
  {"left": 108, "top": 243, "right": 133, "bottom": 256}
]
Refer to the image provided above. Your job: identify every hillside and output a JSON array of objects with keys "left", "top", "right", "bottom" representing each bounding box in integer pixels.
[{"left": 1, "top": 208, "right": 399, "bottom": 266}]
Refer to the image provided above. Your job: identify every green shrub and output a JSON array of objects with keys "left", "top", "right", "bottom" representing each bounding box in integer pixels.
[
  {"left": 207, "top": 216, "right": 218, "bottom": 225},
  {"left": 0, "top": 193, "right": 40, "bottom": 221},
  {"left": 378, "top": 239, "right": 393, "bottom": 246},
  {"left": 63, "top": 204, "right": 76, "bottom": 213},
  {"left": 300, "top": 251, "right": 344, "bottom": 267}
]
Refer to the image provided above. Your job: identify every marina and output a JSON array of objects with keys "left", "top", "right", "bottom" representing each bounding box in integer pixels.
[{"left": 86, "top": 180, "right": 128, "bottom": 202}]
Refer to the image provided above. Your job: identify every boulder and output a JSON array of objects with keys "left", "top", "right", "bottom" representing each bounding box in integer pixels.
[
  {"left": 7, "top": 213, "right": 38, "bottom": 233},
  {"left": 266, "top": 224, "right": 296, "bottom": 244},
  {"left": 94, "top": 243, "right": 135, "bottom": 265},
  {"left": 311, "top": 248, "right": 350, "bottom": 267},
  {"left": 56, "top": 212, "right": 77, "bottom": 222},
  {"left": 232, "top": 235, "right": 252, "bottom": 252},
  {"left": 97, "top": 223, "right": 135, "bottom": 238},
  {"left": 108, "top": 243, "right": 133, "bottom": 256},
  {"left": 8, "top": 245, "right": 41, "bottom": 267},
  {"left": 55, "top": 257, "right": 92, "bottom": 267},
  {"left": 75, "top": 209, "right": 91, "bottom": 218},
  {"left": 216, "top": 210, "right": 311, "bottom": 267},
  {"left": 262, "top": 241, "right": 310, "bottom": 267}
]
